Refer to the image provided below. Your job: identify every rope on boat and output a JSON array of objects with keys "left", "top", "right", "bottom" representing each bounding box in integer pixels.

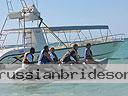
[{"left": 42, "top": 21, "right": 68, "bottom": 48}]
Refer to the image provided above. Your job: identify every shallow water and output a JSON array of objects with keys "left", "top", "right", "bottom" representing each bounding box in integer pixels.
[{"left": 0, "top": 83, "right": 128, "bottom": 96}]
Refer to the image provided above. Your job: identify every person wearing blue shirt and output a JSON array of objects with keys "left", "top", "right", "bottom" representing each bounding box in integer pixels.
[{"left": 38, "top": 46, "right": 54, "bottom": 64}]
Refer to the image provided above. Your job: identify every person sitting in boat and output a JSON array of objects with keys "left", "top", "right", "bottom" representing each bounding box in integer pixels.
[
  {"left": 84, "top": 43, "right": 98, "bottom": 64},
  {"left": 38, "top": 45, "right": 54, "bottom": 64},
  {"left": 60, "top": 44, "right": 80, "bottom": 64},
  {"left": 22, "top": 47, "right": 36, "bottom": 69},
  {"left": 22, "top": 47, "right": 35, "bottom": 64},
  {"left": 12, "top": 47, "right": 36, "bottom": 79},
  {"left": 49, "top": 47, "right": 60, "bottom": 63}
]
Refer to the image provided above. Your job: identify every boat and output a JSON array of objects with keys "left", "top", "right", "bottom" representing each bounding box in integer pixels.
[{"left": 0, "top": 0, "right": 125, "bottom": 64}]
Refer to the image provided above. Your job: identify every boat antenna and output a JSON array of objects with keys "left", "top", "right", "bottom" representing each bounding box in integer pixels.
[
  {"left": 1, "top": 0, "right": 12, "bottom": 35},
  {"left": 31, "top": 0, "right": 35, "bottom": 5},
  {"left": 19, "top": 0, "right": 68, "bottom": 48},
  {"left": 6, "top": 0, "right": 13, "bottom": 13},
  {"left": 22, "top": 9, "right": 26, "bottom": 48},
  {"left": 20, "top": 0, "right": 28, "bottom": 8},
  {"left": 35, "top": 0, "right": 38, "bottom": 9},
  {"left": 19, "top": 0, "right": 27, "bottom": 48}
]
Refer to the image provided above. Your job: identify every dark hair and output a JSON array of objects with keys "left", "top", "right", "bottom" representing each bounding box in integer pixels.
[
  {"left": 30, "top": 47, "right": 35, "bottom": 51},
  {"left": 73, "top": 44, "right": 78, "bottom": 48},
  {"left": 44, "top": 45, "right": 49, "bottom": 50},
  {"left": 30, "top": 47, "right": 35, "bottom": 53},
  {"left": 50, "top": 47, "right": 55, "bottom": 50},
  {"left": 86, "top": 43, "right": 91, "bottom": 47}
]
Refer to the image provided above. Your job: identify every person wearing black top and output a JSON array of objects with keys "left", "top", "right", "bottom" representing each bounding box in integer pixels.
[
  {"left": 84, "top": 43, "right": 98, "bottom": 64},
  {"left": 61, "top": 44, "right": 80, "bottom": 64},
  {"left": 38, "top": 46, "right": 54, "bottom": 64}
]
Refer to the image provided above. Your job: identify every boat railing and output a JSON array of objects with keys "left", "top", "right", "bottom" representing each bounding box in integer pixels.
[
  {"left": 54, "top": 33, "right": 125, "bottom": 49},
  {"left": 0, "top": 33, "right": 8, "bottom": 49},
  {"left": 0, "top": 29, "right": 35, "bottom": 50},
  {"left": 86, "top": 33, "right": 125, "bottom": 44}
]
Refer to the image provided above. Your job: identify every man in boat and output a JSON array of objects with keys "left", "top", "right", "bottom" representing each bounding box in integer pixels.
[
  {"left": 38, "top": 45, "right": 54, "bottom": 64},
  {"left": 22, "top": 47, "right": 36, "bottom": 68},
  {"left": 60, "top": 44, "right": 80, "bottom": 64},
  {"left": 84, "top": 43, "right": 98, "bottom": 64},
  {"left": 49, "top": 47, "right": 60, "bottom": 63},
  {"left": 12, "top": 47, "right": 36, "bottom": 79}
]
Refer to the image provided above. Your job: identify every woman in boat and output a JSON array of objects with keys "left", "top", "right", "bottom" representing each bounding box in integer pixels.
[
  {"left": 49, "top": 47, "right": 60, "bottom": 63},
  {"left": 12, "top": 47, "right": 36, "bottom": 79},
  {"left": 38, "top": 45, "right": 54, "bottom": 64},
  {"left": 60, "top": 44, "right": 80, "bottom": 64},
  {"left": 84, "top": 43, "right": 98, "bottom": 64}
]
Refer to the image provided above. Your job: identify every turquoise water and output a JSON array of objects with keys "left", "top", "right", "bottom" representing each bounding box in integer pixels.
[
  {"left": 0, "top": 40, "right": 128, "bottom": 96},
  {"left": 0, "top": 84, "right": 128, "bottom": 96}
]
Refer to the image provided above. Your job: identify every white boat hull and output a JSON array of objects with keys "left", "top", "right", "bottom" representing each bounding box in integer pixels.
[
  {"left": 55, "top": 41, "right": 123, "bottom": 59},
  {"left": 0, "top": 41, "right": 122, "bottom": 64}
]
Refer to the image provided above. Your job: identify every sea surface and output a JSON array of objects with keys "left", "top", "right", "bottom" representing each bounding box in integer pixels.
[{"left": 0, "top": 40, "right": 128, "bottom": 96}]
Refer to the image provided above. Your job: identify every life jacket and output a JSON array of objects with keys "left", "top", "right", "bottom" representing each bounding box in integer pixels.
[
  {"left": 61, "top": 48, "right": 79, "bottom": 63},
  {"left": 85, "top": 49, "right": 93, "bottom": 60},
  {"left": 22, "top": 52, "right": 34, "bottom": 64},
  {"left": 40, "top": 50, "right": 51, "bottom": 64}
]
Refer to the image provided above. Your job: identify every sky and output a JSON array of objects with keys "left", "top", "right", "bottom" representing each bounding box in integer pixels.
[
  {"left": 40, "top": 0, "right": 128, "bottom": 35},
  {"left": 0, "top": 0, "right": 128, "bottom": 44}
]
